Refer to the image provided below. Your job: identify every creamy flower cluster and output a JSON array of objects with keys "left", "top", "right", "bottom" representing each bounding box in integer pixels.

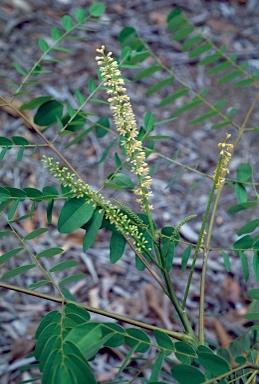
[
  {"left": 42, "top": 156, "right": 105, "bottom": 204},
  {"left": 213, "top": 133, "right": 233, "bottom": 189},
  {"left": 95, "top": 46, "right": 153, "bottom": 211},
  {"left": 199, "top": 230, "right": 207, "bottom": 252},
  {"left": 42, "top": 156, "right": 149, "bottom": 252}
]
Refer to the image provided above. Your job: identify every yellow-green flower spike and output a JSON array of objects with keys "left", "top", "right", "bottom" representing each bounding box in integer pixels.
[
  {"left": 212, "top": 133, "right": 233, "bottom": 189},
  {"left": 96, "top": 46, "right": 153, "bottom": 211}
]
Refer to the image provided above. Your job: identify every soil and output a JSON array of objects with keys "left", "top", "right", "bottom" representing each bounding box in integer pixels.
[{"left": 0, "top": 0, "right": 259, "bottom": 383}]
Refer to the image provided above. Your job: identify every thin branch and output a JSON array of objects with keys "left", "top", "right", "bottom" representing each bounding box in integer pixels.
[{"left": 0, "top": 281, "right": 193, "bottom": 343}]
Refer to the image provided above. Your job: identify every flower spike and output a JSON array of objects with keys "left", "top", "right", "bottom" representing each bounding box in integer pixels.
[
  {"left": 213, "top": 133, "right": 233, "bottom": 189},
  {"left": 96, "top": 46, "right": 153, "bottom": 211}
]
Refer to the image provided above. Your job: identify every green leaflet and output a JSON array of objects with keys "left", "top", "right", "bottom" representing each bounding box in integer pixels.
[
  {"left": 154, "top": 330, "right": 175, "bottom": 355},
  {"left": 75, "top": 8, "right": 87, "bottom": 23},
  {"left": 58, "top": 198, "right": 95, "bottom": 234},
  {"left": 237, "top": 219, "right": 259, "bottom": 236},
  {"left": 97, "top": 138, "right": 117, "bottom": 164},
  {"left": 0, "top": 147, "right": 9, "bottom": 161},
  {"left": 4, "top": 187, "right": 26, "bottom": 198},
  {"left": 47, "top": 199, "right": 54, "bottom": 224},
  {"left": 198, "top": 51, "right": 224, "bottom": 66},
  {"left": 233, "top": 235, "right": 253, "bottom": 251},
  {"left": 65, "top": 322, "right": 114, "bottom": 360},
  {"left": 110, "top": 231, "right": 126, "bottom": 263},
  {"left": 198, "top": 346, "right": 230, "bottom": 376},
  {"left": 62, "top": 15, "right": 74, "bottom": 31},
  {"left": 159, "top": 88, "right": 189, "bottom": 107},
  {"left": 36, "top": 247, "right": 64, "bottom": 258},
  {"left": 0, "top": 247, "right": 24, "bottom": 265},
  {"left": 65, "top": 303, "right": 90, "bottom": 327},
  {"left": 173, "top": 97, "right": 203, "bottom": 117},
  {"left": 42, "top": 186, "right": 59, "bottom": 198},
  {"left": 8, "top": 200, "right": 19, "bottom": 220},
  {"left": 188, "top": 42, "right": 212, "bottom": 59},
  {"left": 146, "top": 77, "right": 174, "bottom": 95},
  {"left": 1, "top": 264, "right": 36, "bottom": 280},
  {"left": 12, "top": 136, "right": 29, "bottom": 146},
  {"left": 221, "top": 250, "right": 231, "bottom": 272},
  {"left": 23, "top": 188, "right": 43, "bottom": 201},
  {"left": 144, "top": 111, "right": 155, "bottom": 132},
  {"left": 112, "top": 173, "right": 134, "bottom": 189},
  {"left": 12, "top": 62, "right": 27, "bottom": 77},
  {"left": 247, "top": 288, "right": 259, "bottom": 300},
  {"left": 236, "top": 163, "right": 252, "bottom": 182},
  {"left": 51, "top": 27, "right": 62, "bottom": 41},
  {"left": 125, "top": 328, "right": 150, "bottom": 353},
  {"left": 134, "top": 65, "right": 162, "bottom": 81},
  {"left": 120, "top": 46, "right": 132, "bottom": 62},
  {"left": 38, "top": 38, "right": 49, "bottom": 53},
  {"left": 161, "top": 227, "right": 179, "bottom": 272},
  {"left": 127, "top": 51, "right": 150, "bottom": 65},
  {"left": 58, "top": 274, "right": 86, "bottom": 286},
  {"left": 253, "top": 250, "right": 259, "bottom": 282},
  {"left": 82, "top": 209, "right": 104, "bottom": 252},
  {"left": 0, "top": 230, "right": 13, "bottom": 238},
  {"left": 24, "top": 228, "right": 49, "bottom": 240},
  {"left": 239, "top": 251, "right": 249, "bottom": 282},
  {"left": 173, "top": 24, "right": 195, "bottom": 41},
  {"left": 65, "top": 124, "right": 96, "bottom": 148},
  {"left": 101, "top": 323, "right": 125, "bottom": 348},
  {"left": 171, "top": 365, "right": 205, "bottom": 384},
  {"left": 61, "top": 112, "right": 86, "bottom": 133},
  {"left": 190, "top": 110, "right": 217, "bottom": 125},
  {"left": 235, "top": 183, "right": 247, "bottom": 203},
  {"left": 34, "top": 100, "right": 63, "bottom": 127},
  {"left": 175, "top": 341, "right": 197, "bottom": 364},
  {"left": 49, "top": 260, "right": 78, "bottom": 273},
  {"left": 28, "top": 280, "right": 50, "bottom": 290},
  {"left": 234, "top": 78, "right": 256, "bottom": 88},
  {"left": 89, "top": 2, "right": 105, "bottom": 17},
  {"left": 118, "top": 25, "right": 142, "bottom": 46},
  {"left": 218, "top": 69, "right": 243, "bottom": 84},
  {"left": 182, "top": 35, "right": 204, "bottom": 51},
  {"left": 95, "top": 116, "right": 110, "bottom": 138},
  {"left": 181, "top": 244, "right": 192, "bottom": 272},
  {"left": 228, "top": 201, "right": 257, "bottom": 214},
  {"left": 148, "top": 351, "right": 165, "bottom": 382},
  {"left": 211, "top": 120, "right": 232, "bottom": 130},
  {"left": 208, "top": 57, "right": 236, "bottom": 75}
]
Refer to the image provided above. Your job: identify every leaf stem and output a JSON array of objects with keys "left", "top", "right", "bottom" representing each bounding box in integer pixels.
[
  {"left": 198, "top": 183, "right": 223, "bottom": 343},
  {"left": 182, "top": 167, "right": 219, "bottom": 310},
  {"left": 163, "top": 271, "right": 196, "bottom": 339}
]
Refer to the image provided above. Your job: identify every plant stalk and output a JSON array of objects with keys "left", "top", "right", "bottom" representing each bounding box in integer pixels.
[{"left": 0, "top": 281, "right": 193, "bottom": 343}]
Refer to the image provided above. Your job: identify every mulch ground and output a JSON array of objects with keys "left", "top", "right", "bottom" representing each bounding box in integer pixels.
[{"left": 0, "top": 0, "right": 259, "bottom": 382}]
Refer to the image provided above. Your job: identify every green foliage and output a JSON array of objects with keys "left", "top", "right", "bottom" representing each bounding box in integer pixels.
[{"left": 0, "top": 2, "right": 259, "bottom": 383}]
